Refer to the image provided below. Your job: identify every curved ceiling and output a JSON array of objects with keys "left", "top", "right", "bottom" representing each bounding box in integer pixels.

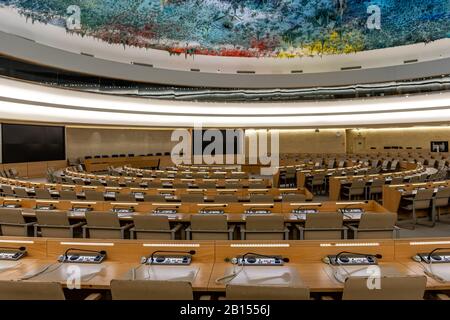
[
  {"left": 2, "top": 0, "right": 449, "bottom": 58},
  {"left": 1, "top": 77, "right": 450, "bottom": 128},
  {"left": 0, "top": 3, "right": 449, "bottom": 88}
]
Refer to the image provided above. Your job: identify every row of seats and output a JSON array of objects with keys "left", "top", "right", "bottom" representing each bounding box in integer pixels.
[
  {"left": 0, "top": 187, "right": 307, "bottom": 203},
  {"left": 0, "top": 208, "right": 398, "bottom": 240},
  {"left": 0, "top": 275, "right": 427, "bottom": 300}
]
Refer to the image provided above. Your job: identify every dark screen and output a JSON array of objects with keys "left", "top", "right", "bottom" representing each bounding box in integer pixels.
[{"left": 2, "top": 124, "right": 65, "bottom": 163}]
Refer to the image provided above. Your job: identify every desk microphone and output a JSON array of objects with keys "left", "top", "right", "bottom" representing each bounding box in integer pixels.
[
  {"left": 143, "top": 250, "right": 196, "bottom": 264},
  {"left": 60, "top": 248, "right": 107, "bottom": 263},
  {"left": 323, "top": 251, "right": 382, "bottom": 265},
  {"left": 0, "top": 246, "right": 26, "bottom": 252}
]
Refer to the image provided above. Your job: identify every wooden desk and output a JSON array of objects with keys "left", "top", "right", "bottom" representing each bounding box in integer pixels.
[{"left": 84, "top": 156, "right": 163, "bottom": 172}]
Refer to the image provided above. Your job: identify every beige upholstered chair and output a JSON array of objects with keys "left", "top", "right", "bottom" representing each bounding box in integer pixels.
[
  {"left": 34, "top": 210, "right": 85, "bottom": 238},
  {"left": 180, "top": 193, "right": 204, "bottom": 203},
  {"left": 401, "top": 188, "right": 434, "bottom": 227},
  {"left": 185, "top": 215, "right": 234, "bottom": 240},
  {"left": 115, "top": 193, "right": 136, "bottom": 202},
  {"left": 282, "top": 194, "right": 306, "bottom": 202},
  {"left": 0, "top": 208, "right": 34, "bottom": 236},
  {"left": 84, "top": 190, "right": 105, "bottom": 201},
  {"left": 59, "top": 190, "right": 78, "bottom": 200},
  {"left": 241, "top": 215, "right": 288, "bottom": 240},
  {"left": 342, "top": 275, "right": 426, "bottom": 300},
  {"left": 348, "top": 212, "right": 399, "bottom": 239},
  {"left": 83, "top": 211, "right": 133, "bottom": 239},
  {"left": 297, "top": 212, "right": 346, "bottom": 240},
  {"left": 0, "top": 281, "right": 66, "bottom": 300},
  {"left": 130, "top": 215, "right": 181, "bottom": 240},
  {"left": 214, "top": 194, "right": 239, "bottom": 203},
  {"left": 34, "top": 188, "right": 53, "bottom": 199},
  {"left": 249, "top": 194, "right": 273, "bottom": 203},
  {"left": 110, "top": 280, "right": 193, "bottom": 300}
]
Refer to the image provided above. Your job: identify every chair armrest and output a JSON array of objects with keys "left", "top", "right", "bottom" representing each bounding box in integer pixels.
[
  {"left": 171, "top": 224, "right": 183, "bottom": 233},
  {"left": 84, "top": 293, "right": 102, "bottom": 300},
  {"left": 0, "top": 222, "right": 35, "bottom": 227},
  {"left": 82, "top": 225, "right": 133, "bottom": 231},
  {"left": 199, "top": 295, "right": 211, "bottom": 300}
]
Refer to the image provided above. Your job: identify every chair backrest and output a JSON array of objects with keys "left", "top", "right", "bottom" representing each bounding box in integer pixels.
[
  {"left": 35, "top": 188, "right": 53, "bottom": 199},
  {"left": 249, "top": 194, "right": 273, "bottom": 203},
  {"left": 390, "top": 176, "right": 404, "bottom": 185},
  {"left": 249, "top": 182, "right": 266, "bottom": 189},
  {"left": 115, "top": 193, "right": 136, "bottom": 202},
  {"left": 13, "top": 188, "right": 29, "bottom": 198},
  {"left": 90, "top": 180, "right": 104, "bottom": 187},
  {"left": 59, "top": 190, "right": 78, "bottom": 200},
  {"left": 356, "top": 212, "right": 397, "bottom": 239},
  {"left": 282, "top": 194, "right": 306, "bottom": 202},
  {"left": 214, "top": 194, "right": 238, "bottom": 203},
  {"left": 351, "top": 179, "right": 366, "bottom": 188},
  {"left": 0, "top": 207, "right": 27, "bottom": 236},
  {"left": 84, "top": 190, "right": 105, "bottom": 201},
  {"left": 107, "top": 180, "right": 120, "bottom": 187},
  {"left": 226, "top": 285, "right": 310, "bottom": 300},
  {"left": 304, "top": 212, "right": 343, "bottom": 240},
  {"left": 0, "top": 207, "right": 25, "bottom": 225},
  {"left": 110, "top": 280, "right": 193, "bottom": 300},
  {"left": 143, "top": 194, "right": 166, "bottom": 202},
  {"left": 0, "top": 185, "right": 13, "bottom": 195},
  {"left": 0, "top": 281, "right": 65, "bottom": 300},
  {"left": 133, "top": 215, "right": 170, "bottom": 231},
  {"left": 36, "top": 210, "right": 71, "bottom": 226},
  {"left": 35, "top": 210, "right": 73, "bottom": 238},
  {"left": 245, "top": 215, "right": 285, "bottom": 231},
  {"left": 180, "top": 194, "right": 204, "bottom": 203},
  {"left": 435, "top": 187, "right": 450, "bottom": 207},
  {"left": 342, "top": 275, "right": 426, "bottom": 300},
  {"left": 85, "top": 211, "right": 121, "bottom": 228},
  {"left": 190, "top": 215, "right": 227, "bottom": 231}
]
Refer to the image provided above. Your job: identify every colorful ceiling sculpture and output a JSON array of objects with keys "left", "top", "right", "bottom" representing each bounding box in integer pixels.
[{"left": 0, "top": 0, "right": 449, "bottom": 58}]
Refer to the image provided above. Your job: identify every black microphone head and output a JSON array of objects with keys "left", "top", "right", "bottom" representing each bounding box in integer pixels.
[
  {"left": 282, "top": 258, "right": 290, "bottom": 263},
  {"left": 189, "top": 250, "right": 196, "bottom": 255},
  {"left": 375, "top": 254, "right": 382, "bottom": 259},
  {"left": 99, "top": 250, "right": 107, "bottom": 255},
  {"left": 19, "top": 247, "right": 26, "bottom": 251},
  {"left": 224, "top": 257, "right": 231, "bottom": 263}
]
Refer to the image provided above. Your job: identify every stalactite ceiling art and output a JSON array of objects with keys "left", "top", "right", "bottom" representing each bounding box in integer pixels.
[{"left": 0, "top": 0, "right": 449, "bottom": 58}]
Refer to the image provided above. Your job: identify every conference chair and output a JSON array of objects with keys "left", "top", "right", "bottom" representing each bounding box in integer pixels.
[
  {"left": 34, "top": 188, "right": 53, "bottom": 200},
  {"left": 281, "top": 167, "right": 296, "bottom": 187},
  {"left": 185, "top": 215, "right": 234, "bottom": 240},
  {"left": 13, "top": 187, "right": 29, "bottom": 198},
  {"left": 341, "top": 179, "right": 366, "bottom": 200},
  {"left": 90, "top": 180, "right": 104, "bottom": 187},
  {"left": 107, "top": 180, "right": 120, "bottom": 187},
  {"left": 180, "top": 193, "right": 204, "bottom": 203},
  {"left": 143, "top": 194, "right": 166, "bottom": 202},
  {"left": 348, "top": 212, "right": 399, "bottom": 239},
  {"left": 390, "top": 176, "right": 405, "bottom": 185},
  {"left": 115, "top": 193, "right": 136, "bottom": 202},
  {"left": 0, "top": 185, "right": 14, "bottom": 197},
  {"left": 297, "top": 212, "right": 347, "bottom": 240},
  {"left": 0, "top": 281, "right": 65, "bottom": 300},
  {"left": 0, "top": 208, "right": 34, "bottom": 236},
  {"left": 225, "top": 183, "right": 242, "bottom": 189},
  {"left": 173, "top": 182, "right": 190, "bottom": 189},
  {"left": 248, "top": 182, "right": 267, "bottom": 189},
  {"left": 241, "top": 215, "right": 288, "bottom": 240},
  {"left": 59, "top": 190, "right": 78, "bottom": 200},
  {"left": 433, "top": 187, "right": 450, "bottom": 222},
  {"left": 83, "top": 211, "right": 133, "bottom": 239},
  {"left": 342, "top": 275, "right": 426, "bottom": 300},
  {"left": 34, "top": 210, "right": 85, "bottom": 238},
  {"left": 282, "top": 194, "right": 306, "bottom": 202},
  {"left": 130, "top": 215, "right": 181, "bottom": 240},
  {"left": 126, "top": 181, "right": 140, "bottom": 188},
  {"left": 401, "top": 188, "right": 434, "bottom": 228},
  {"left": 225, "top": 285, "right": 310, "bottom": 300},
  {"left": 249, "top": 194, "right": 273, "bottom": 203},
  {"left": 197, "top": 181, "right": 217, "bottom": 189},
  {"left": 72, "top": 178, "right": 85, "bottom": 186},
  {"left": 368, "top": 178, "right": 384, "bottom": 201},
  {"left": 84, "top": 190, "right": 105, "bottom": 201},
  {"left": 306, "top": 173, "right": 326, "bottom": 195},
  {"left": 110, "top": 280, "right": 193, "bottom": 300},
  {"left": 214, "top": 194, "right": 239, "bottom": 203}
]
